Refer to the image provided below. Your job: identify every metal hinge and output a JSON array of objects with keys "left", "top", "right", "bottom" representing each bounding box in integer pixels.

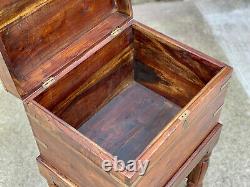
[
  {"left": 42, "top": 77, "right": 56, "bottom": 89},
  {"left": 179, "top": 110, "right": 191, "bottom": 129},
  {"left": 111, "top": 27, "right": 121, "bottom": 36}
]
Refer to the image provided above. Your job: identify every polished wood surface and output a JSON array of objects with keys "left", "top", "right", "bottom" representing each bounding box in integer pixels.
[
  {"left": 134, "top": 25, "right": 221, "bottom": 107},
  {"left": 0, "top": 0, "right": 50, "bottom": 30},
  {"left": 0, "top": 1, "right": 232, "bottom": 186},
  {"left": 37, "top": 124, "right": 223, "bottom": 187},
  {"left": 37, "top": 156, "right": 77, "bottom": 187},
  {"left": 79, "top": 82, "right": 181, "bottom": 162},
  {"left": 0, "top": 0, "right": 132, "bottom": 98},
  {"left": 165, "top": 124, "right": 222, "bottom": 187},
  {"left": 187, "top": 153, "right": 211, "bottom": 187},
  {"left": 32, "top": 28, "right": 135, "bottom": 129},
  {"left": 25, "top": 22, "right": 232, "bottom": 186}
]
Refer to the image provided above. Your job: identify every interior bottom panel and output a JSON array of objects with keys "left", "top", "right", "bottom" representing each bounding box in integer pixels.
[{"left": 78, "top": 82, "right": 181, "bottom": 162}]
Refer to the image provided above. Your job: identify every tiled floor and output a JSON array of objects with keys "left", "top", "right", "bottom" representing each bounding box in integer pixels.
[{"left": 0, "top": 0, "right": 249, "bottom": 186}]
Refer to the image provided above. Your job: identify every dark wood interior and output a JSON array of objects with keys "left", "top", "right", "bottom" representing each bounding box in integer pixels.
[
  {"left": 34, "top": 25, "right": 223, "bottom": 161},
  {"left": 0, "top": 0, "right": 131, "bottom": 97},
  {"left": 78, "top": 82, "right": 181, "bottom": 162}
]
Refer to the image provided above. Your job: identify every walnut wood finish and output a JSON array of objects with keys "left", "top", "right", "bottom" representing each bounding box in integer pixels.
[
  {"left": 165, "top": 124, "right": 222, "bottom": 187},
  {"left": 187, "top": 153, "right": 211, "bottom": 187},
  {"left": 0, "top": 1, "right": 232, "bottom": 186},
  {"left": 0, "top": 0, "right": 132, "bottom": 98},
  {"left": 37, "top": 124, "right": 223, "bottom": 187},
  {"left": 37, "top": 156, "right": 76, "bottom": 187},
  {"left": 78, "top": 82, "right": 181, "bottom": 162},
  {"left": 24, "top": 21, "right": 232, "bottom": 186},
  {"left": 0, "top": 52, "right": 20, "bottom": 97},
  {"left": 0, "top": 0, "right": 49, "bottom": 30}
]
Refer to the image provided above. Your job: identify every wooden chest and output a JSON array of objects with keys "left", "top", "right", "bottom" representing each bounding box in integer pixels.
[
  {"left": 36, "top": 123, "right": 223, "bottom": 187},
  {"left": 0, "top": 0, "right": 232, "bottom": 186}
]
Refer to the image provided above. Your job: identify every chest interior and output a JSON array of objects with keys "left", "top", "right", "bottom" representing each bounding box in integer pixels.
[
  {"left": 0, "top": 0, "right": 225, "bottom": 163},
  {"left": 33, "top": 25, "right": 223, "bottom": 162}
]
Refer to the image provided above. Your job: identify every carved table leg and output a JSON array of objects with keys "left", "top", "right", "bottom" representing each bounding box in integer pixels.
[{"left": 187, "top": 153, "right": 211, "bottom": 187}]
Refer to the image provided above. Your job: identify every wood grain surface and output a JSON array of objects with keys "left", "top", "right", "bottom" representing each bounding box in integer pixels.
[
  {"left": 0, "top": 1, "right": 233, "bottom": 186},
  {"left": 26, "top": 21, "right": 232, "bottom": 186}
]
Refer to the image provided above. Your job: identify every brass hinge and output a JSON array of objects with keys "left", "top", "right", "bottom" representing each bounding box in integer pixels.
[
  {"left": 42, "top": 77, "right": 56, "bottom": 89},
  {"left": 111, "top": 27, "right": 121, "bottom": 36},
  {"left": 179, "top": 110, "right": 191, "bottom": 129}
]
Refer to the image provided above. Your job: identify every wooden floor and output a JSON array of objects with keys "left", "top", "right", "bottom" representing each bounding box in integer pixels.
[{"left": 78, "top": 82, "right": 181, "bottom": 162}]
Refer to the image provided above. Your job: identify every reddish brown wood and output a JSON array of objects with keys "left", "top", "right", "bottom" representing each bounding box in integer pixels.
[
  {"left": 2, "top": 0, "right": 114, "bottom": 74},
  {"left": 36, "top": 123, "right": 222, "bottom": 187},
  {"left": 0, "top": 0, "right": 48, "bottom": 30},
  {"left": 24, "top": 22, "right": 232, "bottom": 186},
  {"left": 34, "top": 28, "right": 133, "bottom": 113},
  {"left": 126, "top": 23, "right": 232, "bottom": 186},
  {"left": 0, "top": 1, "right": 232, "bottom": 186},
  {"left": 133, "top": 25, "right": 222, "bottom": 107},
  {"left": 115, "top": 0, "right": 133, "bottom": 16},
  {"left": 49, "top": 185, "right": 58, "bottom": 187},
  {"left": 165, "top": 124, "right": 222, "bottom": 187},
  {"left": 187, "top": 153, "right": 211, "bottom": 187},
  {"left": 0, "top": 52, "right": 20, "bottom": 97},
  {"left": 0, "top": 0, "right": 132, "bottom": 98},
  {"left": 49, "top": 185, "right": 57, "bottom": 187},
  {"left": 79, "top": 82, "right": 181, "bottom": 162},
  {"left": 37, "top": 156, "right": 77, "bottom": 187}
]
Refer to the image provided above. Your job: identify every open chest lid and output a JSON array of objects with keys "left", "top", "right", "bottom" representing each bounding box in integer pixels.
[{"left": 0, "top": 0, "right": 133, "bottom": 99}]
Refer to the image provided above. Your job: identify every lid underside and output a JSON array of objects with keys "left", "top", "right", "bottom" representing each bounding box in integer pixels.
[{"left": 0, "top": 0, "right": 132, "bottom": 99}]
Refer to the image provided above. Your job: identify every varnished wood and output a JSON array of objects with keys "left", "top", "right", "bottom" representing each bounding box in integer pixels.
[
  {"left": 0, "top": 0, "right": 52, "bottom": 30},
  {"left": 0, "top": 0, "right": 132, "bottom": 98},
  {"left": 0, "top": 52, "right": 20, "bottom": 97},
  {"left": 165, "top": 124, "right": 222, "bottom": 187},
  {"left": 133, "top": 23, "right": 222, "bottom": 107},
  {"left": 37, "top": 157, "right": 77, "bottom": 187},
  {"left": 79, "top": 82, "right": 181, "bottom": 162},
  {"left": 125, "top": 23, "right": 232, "bottom": 186},
  {"left": 29, "top": 111, "right": 123, "bottom": 187},
  {"left": 25, "top": 22, "right": 232, "bottom": 186},
  {"left": 115, "top": 0, "right": 133, "bottom": 16},
  {"left": 37, "top": 124, "right": 222, "bottom": 187},
  {"left": 0, "top": 1, "right": 232, "bottom": 186},
  {"left": 3, "top": 0, "right": 114, "bottom": 70},
  {"left": 187, "top": 153, "right": 211, "bottom": 187},
  {"left": 35, "top": 29, "right": 134, "bottom": 128}
]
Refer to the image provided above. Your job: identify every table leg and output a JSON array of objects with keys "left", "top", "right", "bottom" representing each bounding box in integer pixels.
[
  {"left": 48, "top": 184, "right": 57, "bottom": 187},
  {"left": 187, "top": 152, "right": 211, "bottom": 187},
  {"left": 47, "top": 180, "right": 58, "bottom": 187}
]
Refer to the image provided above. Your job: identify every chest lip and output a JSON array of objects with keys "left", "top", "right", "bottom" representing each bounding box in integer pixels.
[{"left": 25, "top": 20, "right": 233, "bottom": 184}]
